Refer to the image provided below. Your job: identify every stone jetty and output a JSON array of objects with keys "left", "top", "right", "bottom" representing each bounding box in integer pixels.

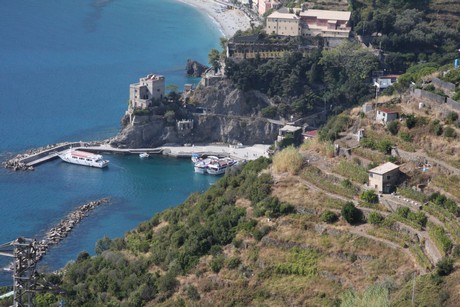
[
  {"left": 2, "top": 141, "right": 105, "bottom": 171},
  {"left": 34, "top": 197, "right": 110, "bottom": 262}
]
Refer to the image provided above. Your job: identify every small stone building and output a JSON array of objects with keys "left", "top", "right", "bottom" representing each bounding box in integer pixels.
[
  {"left": 277, "top": 125, "right": 302, "bottom": 146},
  {"left": 368, "top": 162, "right": 400, "bottom": 193},
  {"left": 376, "top": 108, "right": 399, "bottom": 124}
]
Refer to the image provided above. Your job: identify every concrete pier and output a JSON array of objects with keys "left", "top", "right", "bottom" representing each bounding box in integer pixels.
[{"left": 3, "top": 142, "right": 271, "bottom": 171}]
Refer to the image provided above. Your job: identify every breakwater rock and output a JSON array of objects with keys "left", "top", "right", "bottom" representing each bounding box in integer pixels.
[
  {"left": 2, "top": 159, "right": 33, "bottom": 171},
  {"left": 34, "top": 197, "right": 110, "bottom": 262}
]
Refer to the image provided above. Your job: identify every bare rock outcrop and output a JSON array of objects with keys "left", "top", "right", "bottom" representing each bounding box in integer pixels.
[{"left": 186, "top": 59, "right": 209, "bottom": 77}]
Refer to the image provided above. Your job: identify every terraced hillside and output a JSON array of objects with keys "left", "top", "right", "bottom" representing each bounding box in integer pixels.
[{"left": 26, "top": 115, "right": 460, "bottom": 306}]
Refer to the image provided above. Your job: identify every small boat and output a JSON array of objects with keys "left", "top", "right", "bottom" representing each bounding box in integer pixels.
[
  {"left": 139, "top": 153, "right": 149, "bottom": 159},
  {"left": 59, "top": 149, "right": 109, "bottom": 168},
  {"left": 206, "top": 157, "right": 238, "bottom": 175}
]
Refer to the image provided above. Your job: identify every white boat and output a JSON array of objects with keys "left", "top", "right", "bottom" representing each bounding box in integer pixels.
[
  {"left": 193, "top": 156, "right": 218, "bottom": 174},
  {"left": 191, "top": 153, "right": 203, "bottom": 163},
  {"left": 59, "top": 149, "right": 109, "bottom": 168},
  {"left": 206, "top": 157, "right": 238, "bottom": 175},
  {"left": 139, "top": 152, "right": 149, "bottom": 159}
]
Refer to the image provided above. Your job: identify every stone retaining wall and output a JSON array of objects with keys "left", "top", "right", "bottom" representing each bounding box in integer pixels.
[
  {"left": 412, "top": 88, "right": 446, "bottom": 104},
  {"left": 446, "top": 98, "right": 460, "bottom": 110},
  {"left": 432, "top": 77, "right": 456, "bottom": 93}
]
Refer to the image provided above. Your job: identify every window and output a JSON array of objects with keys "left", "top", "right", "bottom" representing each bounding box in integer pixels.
[
  {"left": 369, "top": 173, "right": 373, "bottom": 177},
  {"left": 387, "top": 175, "right": 391, "bottom": 180}
]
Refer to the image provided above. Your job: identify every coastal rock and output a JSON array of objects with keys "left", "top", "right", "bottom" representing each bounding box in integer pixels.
[
  {"left": 186, "top": 59, "right": 209, "bottom": 77},
  {"left": 110, "top": 79, "right": 280, "bottom": 148}
]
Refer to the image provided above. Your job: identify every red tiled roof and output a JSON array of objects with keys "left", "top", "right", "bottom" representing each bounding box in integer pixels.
[{"left": 303, "top": 130, "right": 318, "bottom": 137}]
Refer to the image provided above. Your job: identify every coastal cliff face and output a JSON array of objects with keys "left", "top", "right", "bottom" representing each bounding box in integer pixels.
[
  {"left": 190, "top": 79, "right": 272, "bottom": 117},
  {"left": 111, "top": 79, "right": 280, "bottom": 148}
]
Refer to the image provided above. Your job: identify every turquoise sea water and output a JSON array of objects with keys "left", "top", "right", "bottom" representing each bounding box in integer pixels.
[{"left": 0, "top": 0, "right": 220, "bottom": 285}]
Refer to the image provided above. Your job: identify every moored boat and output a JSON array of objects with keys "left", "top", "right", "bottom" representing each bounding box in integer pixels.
[
  {"left": 191, "top": 153, "right": 203, "bottom": 163},
  {"left": 59, "top": 149, "right": 109, "bottom": 168},
  {"left": 206, "top": 157, "right": 237, "bottom": 175},
  {"left": 193, "top": 156, "right": 218, "bottom": 174},
  {"left": 139, "top": 152, "right": 149, "bottom": 159}
]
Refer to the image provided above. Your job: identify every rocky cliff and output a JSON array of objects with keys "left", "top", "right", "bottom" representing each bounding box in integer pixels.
[
  {"left": 185, "top": 59, "right": 209, "bottom": 77},
  {"left": 110, "top": 79, "right": 281, "bottom": 148}
]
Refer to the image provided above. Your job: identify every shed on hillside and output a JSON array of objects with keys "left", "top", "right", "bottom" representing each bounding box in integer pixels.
[{"left": 376, "top": 108, "right": 399, "bottom": 124}]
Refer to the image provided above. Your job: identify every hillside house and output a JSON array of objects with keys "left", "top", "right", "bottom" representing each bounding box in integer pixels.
[
  {"left": 129, "top": 74, "right": 165, "bottom": 110},
  {"left": 368, "top": 162, "right": 400, "bottom": 193},
  {"left": 373, "top": 75, "right": 399, "bottom": 90},
  {"left": 277, "top": 125, "right": 302, "bottom": 146},
  {"left": 376, "top": 108, "right": 399, "bottom": 124}
]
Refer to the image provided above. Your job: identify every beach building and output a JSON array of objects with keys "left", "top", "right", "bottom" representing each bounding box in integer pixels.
[
  {"left": 376, "top": 108, "right": 399, "bottom": 124},
  {"left": 266, "top": 11, "right": 301, "bottom": 36},
  {"left": 129, "top": 74, "right": 165, "bottom": 109},
  {"left": 265, "top": 9, "right": 351, "bottom": 46},
  {"left": 368, "top": 162, "right": 400, "bottom": 193}
]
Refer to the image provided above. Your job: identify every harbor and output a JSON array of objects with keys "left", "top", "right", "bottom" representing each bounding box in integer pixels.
[{"left": 2, "top": 141, "right": 271, "bottom": 171}]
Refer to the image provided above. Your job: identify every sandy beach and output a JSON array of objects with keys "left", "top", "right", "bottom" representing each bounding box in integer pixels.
[{"left": 177, "top": 0, "right": 255, "bottom": 38}]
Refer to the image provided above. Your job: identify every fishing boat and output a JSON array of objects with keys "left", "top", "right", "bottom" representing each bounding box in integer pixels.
[
  {"left": 139, "top": 152, "right": 149, "bottom": 159},
  {"left": 59, "top": 149, "right": 109, "bottom": 168},
  {"left": 206, "top": 157, "right": 238, "bottom": 175}
]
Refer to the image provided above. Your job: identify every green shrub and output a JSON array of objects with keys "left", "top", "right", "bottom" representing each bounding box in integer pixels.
[
  {"left": 399, "top": 132, "right": 413, "bottom": 142},
  {"left": 430, "top": 120, "right": 443, "bottom": 136},
  {"left": 428, "top": 224, "right": 453, "bottom": 255},
  {"left": 376, "top": 139, "right": 394, "bottom": 154},
  {"left": 406, "top": 114, "right": 417, "bottom": 129},
  {"left": 452, "top": 245, "right": 460, "bottom": 259},
  {"left": 368, "top": 212, "right": 385, "bottom": 225},
  {"left": 429, "top": 192, "right": 460, "bottom": 216},
  {"left": 443, "top": 126, "right": 456, "bottom": 138},
  {"left": 226, "top": 257, "right": 241, "bottom": 269},
  {"left": 436, "top": 257, "right": 454, "bottom": 276},
  {"left": 210, "top": 255, "right": 225, "bottom": 273},
  {"left": 387, "top": 121, "right": 399, "bottom": 135},
  {"left": 453, "top": 91, "right": 460, "bottom": 102},
  {"left": 396, "top": 207, "right": 410, "bottom": 218},
  {"left": 446, "top": 111, "right": 459, "bottom": 124},
  {"left": 341, "top": 202, "right": 363, "bottom": 225},
  {"left": 320, "top": 210, "right": 339, "bottom": 224},
  {"left": 186, "top": 285, "right": 200, "bottom": 300},
  {"left": 318, "top": 114, "right": 350, "bottom": 142},
  {"left": 253, "top": 225, "right": 271, "bottom": 241},
  {"left": 360, "top": 190, "right": 379, "bottom": 204}
]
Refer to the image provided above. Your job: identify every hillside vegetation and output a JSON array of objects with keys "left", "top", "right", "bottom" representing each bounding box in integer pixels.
[{"left": 31, "top": 116, "right": 460, "bottom": 306}]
